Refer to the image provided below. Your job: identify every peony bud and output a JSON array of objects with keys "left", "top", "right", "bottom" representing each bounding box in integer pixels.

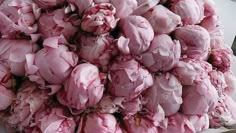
[
  {"left": 0, "top": 39, "right": 38, "bottom": 76},
  {"left": 170, "top": 0, "right": 204, "bottom": 25},
  {"left": 118, "top": 15, "right": 154, "bottom": 55},
  {"left": 172, "top": 58, "right": 212, "bottom": 86},
  {"left": 57, "top": 63, "right": 105, "bottom": 111},
  {"left": 108, "top": 56, "right": 153, "bottom": 101},
  {"left": 187, "top": 114, "right": 209, "bottom": 132},
  {"left": 33, "top": 0, "right": 66, "bottom": 8},
  {"left": 159, "top": 113, "right": 195, "bottom": 133},
  {"left": 143, "top": 5, "right": 181, "bottom": 34},
  {"left": 0, "top": 84, "right": 15, "bottom": 110},
  {"left": 123, "top": 114, "right": 159, "bottom": 133},
  {"left": 144, "top": 72, "right": 182, "bottom": 116},
  {"left": 81, "top": 3, "right": 118, "bottom": 35},
  {"left": 77, "top": 113, "right": 122, "bottom": 133},
  {"left": 181, "top": 78, "right": 218, "bottom": 115},
  {"left": 133, "top": 0, "right": 160, "bottom": 15},
  {"left": 34, "top": 107, "right": 76, "bottom": 133},
  {"left": 209, "top": 48, "right": 233, "bottom": 72},
  {"left": 174, "top": 25, "right": 211, "bottom": 60},
  {"left": 38, "top": 9, "right": 80, "bottom": 41},
  {"left": 137, "top": 34, "right": 181, "bottom": 72},
  {"left": 78, "top": 34, "right": 117, "bottom": 71},
  {"left": 25, "top": 36, "right": 78, "bottom": 85},
  {"left": 7, "top": 81, "right": 49, "bottom": 130},
  {"left": 224, "top": 70, "right": 236, "bottom": 96}
]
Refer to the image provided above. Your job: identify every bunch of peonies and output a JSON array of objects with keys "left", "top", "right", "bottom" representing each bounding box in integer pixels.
[{"left": 0, "top": 0, "right": 236, "bottom": 132}]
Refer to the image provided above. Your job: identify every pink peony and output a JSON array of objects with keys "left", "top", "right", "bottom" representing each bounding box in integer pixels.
[
  {"left": 170, "top": 0, "right": 204, "bottom": 25},
  {"left": 224, "top": 95, "right": 236, "bottom": 121},
  {"left": 200, "top": 15, "right": 225, "bottom": 49},
  {"left": 172, "top": 59, "right": 212, "bottom": 86},
  {"left": 202, "top": 0, "right": 217, "bottom": 16},
  {"left": 209, "top": 70, "right": 227, "bottom": 97},
  {"left": 7, "top": 81, "right": 49, "bottom": 130},
  {"left": 143, "top": 5, "right": 181, "bottom": 34},
  {"left": 133, "top": 0, "right": 160, "bottom": 15},
  {"left": 208, "top": 99, "right": 236, "bottom": 128},
  {"left": 144, "top": 72, "right": 182, "bottom": 116},
  {"left": 34, "top": 107, "right": 76, "bottom": 133},
  {"left": 109, "top": 0, "right": 137, "bottom": 18},
  {"left": 66, "top": 0, "right": 93, "bottom": 16},
  {"left": 187, "top": 114, "right": 209, "bottom": 132},
  {"left": 0, "top": 63, "right": 14, "bottom": 88},
  {"left": 123, "top": 115, "right": 159, "bottom": 133},
  {"left": 57, "top": 63, "right": 105, "bottom": 111},
  {"left": 181, "top": 78, "right": 218, "bottom": 115},
  {"left": 159, "top": 113, "right": 196, "bottom": 133},
  {"left": 0, "top": 39, "right": 38, "bottom": 76},
  {"left": 117, "top": 15, "right": 154, "bottom": 55},
  {"left": 224, "top": 70, "right": 236, "bottom": 96},
  {"left": 81, "top": 3, "right": 118, "bottom": 35},
  {"left": 0, "top": 84, "right": 15, "bottom": 110},
  {"left": 78, "top": 34, "right": 117, "bottom": 71},
  {"left": 33, "top": 0, "right": 66, "bottom": 8},
  {"left": 120, "top": 97, "right": 143, "bottom": 117},
  {"left": 209, "top": 48, "right": 233, "bottom": 72},
  {"left": 137, "top": 34, "right": 181, "bottom": 72},
  {"left": 38, "top": 8, "right": 80, "bottom": 42},
  {"left": 77, "top": 113, "right": 122, "bottom": 133},
  {"left": 25, "top": 36, "right": 78, "bottom": 85},
  {"left": 174, "top": 25, "right": 211, "bottom": 60},
  {"left": 108, "top": 56, "right": 153, "bottom": 101},
  {"left": 0, "top": 0, "right": 41, "bottom": 36}
]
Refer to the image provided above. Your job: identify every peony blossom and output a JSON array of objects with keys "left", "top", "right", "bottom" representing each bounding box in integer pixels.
[
  {"left": 0, "top": 84, "right": 15, "bottom": 110},
  {"left": 209, "top": 48, "right": 233, "bottom": 72},
  {"left": 133, "top": 0, "right": 160, "bottom": 15},
  {"left": 181, "top": 78, "right": 218, "bottom": 115},
  {"left": 34, "top": 107, "right": 76, "bottom": 133},
  {"left": 224, "top": 70, "right": 236, "bottom": 96},
  {"left": 174, "top": 25, "right": 211, "bottom": 60},
  {"left": 208, "top": 99, "right": 236, "bottom": 128},
  {"left": 38, "top": 8, "right": 80, "bottom": 42},
  {"left": 25, "top": 36, "right": 78, "bottom": 85},
  {"left": 33, "top": 0, "right": 66, "bottom": 9},
  {"left": 0, "top": 39, "right": 38, "bottom": 76},
  {"left": 170, "top": 0, "right": 204, "bottom": 25},
  {"left": 158, "top": 113, "right": 196, "bottom": 133},
  {"left": 187, "top": 114, "right": 209, "bottom": 132},
  {"left": 0, "top": 63, "right": 14, "bottom": 88},
  {"left": 137, "top": 34, "right": 181, "bottom": 72},
  {"left": 57, "top": 63, "right": 105, "bottom": 111},
  {"left": 78, "top": 34, "right": 117, "bottom": 71},
  {"left": 117, "top": 15, "right": 154, "bottom": 55},
  {"left": 143, "top": 5, "right": 181, "bottom": 34},
  {"left": 81, "top": 3, "right": 118, "bottom": 35},
  {"left": 77, "top": 113, "right": 122, "bottom": 133},
  {"left": 108, "top": 56, "right": 153, "bottom": 101},
  {"left": 123, "top": 114, "right": 159, "bottom": 133},
  {"left": 144, "top": 72, "right": 182, "bottom": 116},
  {"left": 172, "top": 58, "right": 212, "bottom": 86},
  {"left": 209, "top": 70, "right": 227, "bottom": 97},
  {"left": 7, "top": 81, "right": 49, "bottom": 130},
  {"left": 0, "top": 0, "right": 41, "bottom": 36}
]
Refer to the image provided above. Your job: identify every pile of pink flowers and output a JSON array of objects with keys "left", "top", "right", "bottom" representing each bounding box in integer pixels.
[{"left": 0, "top": 0, "right": 236, "bottom": 132}]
